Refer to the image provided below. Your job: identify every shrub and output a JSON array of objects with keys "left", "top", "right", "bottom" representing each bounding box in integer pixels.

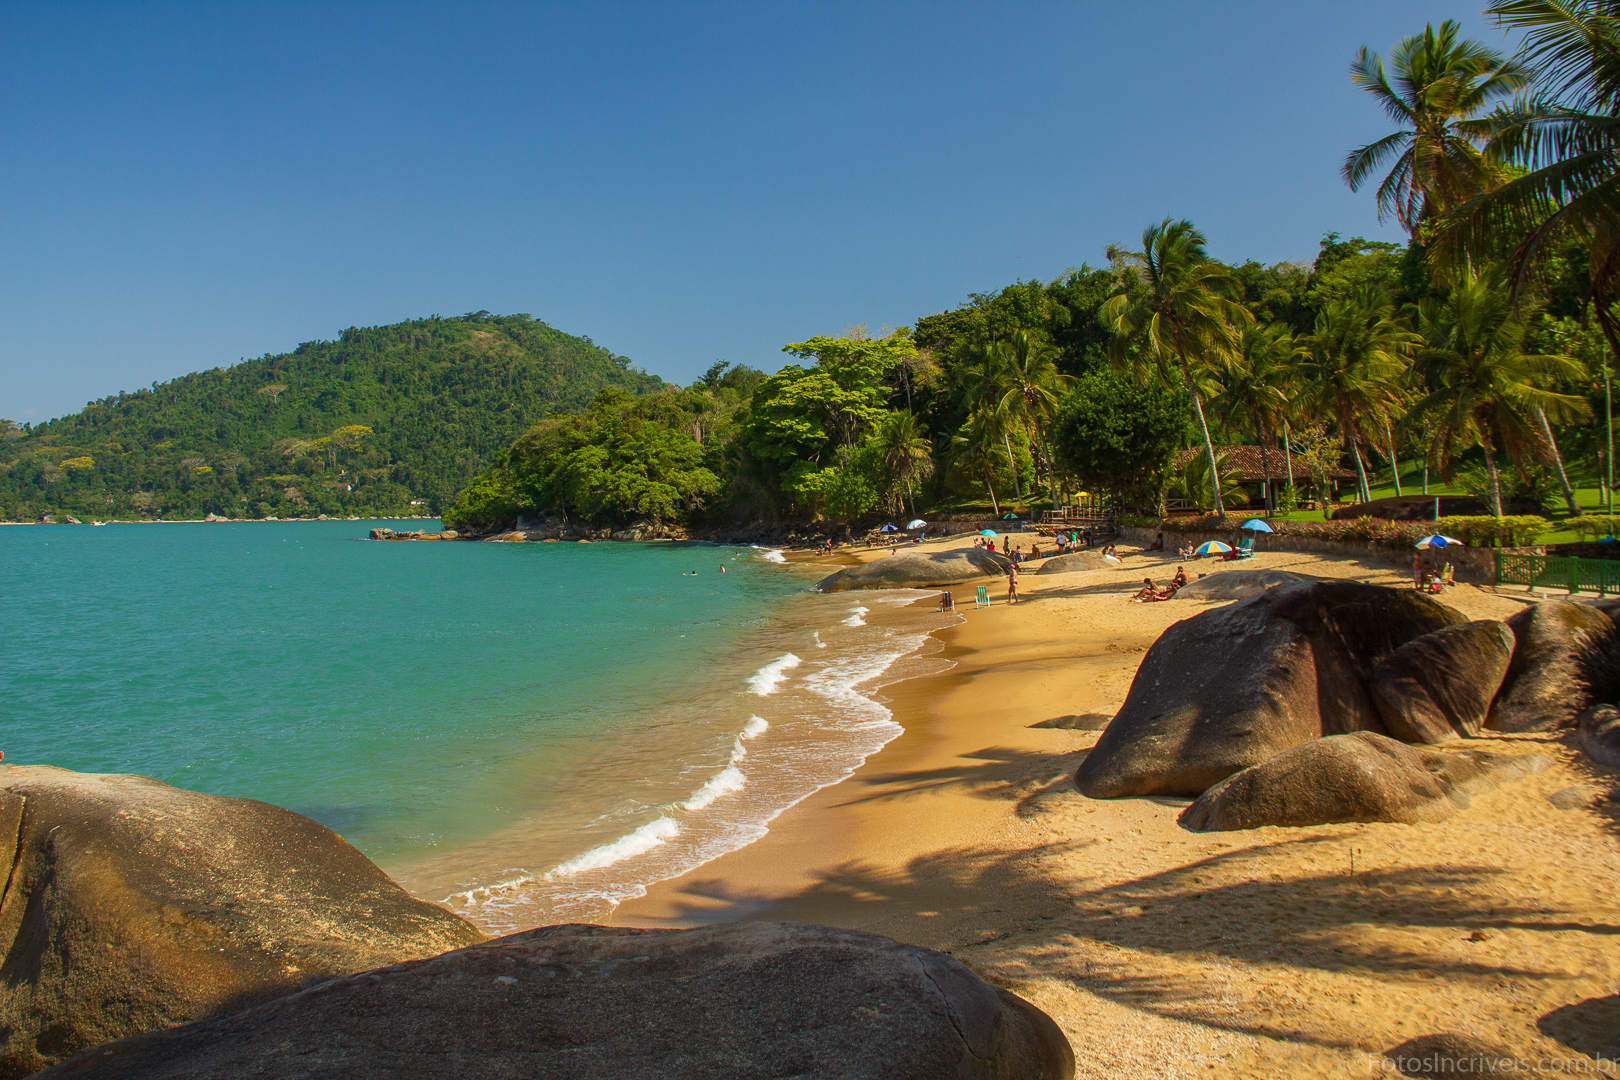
[
  {"left": 1564, "top": 515, "right": 1620, "bottom": 542},
  {"left": 1433, "top": 515, "right": 1550, "bottom": 547}
]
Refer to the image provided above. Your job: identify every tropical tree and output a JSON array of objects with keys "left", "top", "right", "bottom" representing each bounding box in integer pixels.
[
  {"left": 1103, "top": 219, "right": 1254, "bottom": 519},
  {"left": 1434, "top": 1, "right": 1620, "bottom": 350},
  {"left": 1300, "top": 288, "right": 1418, "bottom": 504},
  {"left": 1407, "top": 266, "right": 1592, "bottom": 516},
  {"left": 949, "top": 410, "right": 1005, "bottom": 517},
  {"left": 1212, "top": 323, "right": 1302, "bottom": 514},
  {"left": 872, "top": 410, "right": 933, "bottom": 518},
  {"left": 1343, "top": 19, "right": 1530, "bottom": 236},
  {"left": 953, "top": 341, "right": 1027, "bottom": 509},
  {"left": 1172, "top": 450, "right": 1248, "bottom": 511},
  {"left": 994, "top": 330, "right": 1072, "bottom": 510}
]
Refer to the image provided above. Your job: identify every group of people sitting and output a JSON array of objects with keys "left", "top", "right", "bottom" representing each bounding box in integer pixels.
[
  {"left": 1414, "top": 559, "right": 1456, "bottom": 593},
  {"left": 1132, "top": 565, "right": 1190, "bottom": 603}
]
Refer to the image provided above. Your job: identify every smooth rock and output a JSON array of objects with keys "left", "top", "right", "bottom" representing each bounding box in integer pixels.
[
  {"left": 1035, "top": 551, "right": 1112, "bottom": 575},
  {"left": 1489, "top": 600, "right": 1620, "bottom": 732},
  {"left": 1577, "top": 703, "right": 1620, "bottom": 768},
  {"left": 1382, "top": 1033, "right": 1520, "bottom": 1079},
  {"left": 0, "top": 766, "right": 484, "bottom": 1079},
  {"left": 1172, "top": 568, "right": 1312, "bottom": 601},
  {"left": 1547, "top": 784, "right": 1604, "bottom": 809},
  {"left": 1077, "top": 582, "right": 1465, "bottom": 798},
  {"left": 1178, "top": 731, "right": 1549, "bottom": 831},
  {"left": 38, "top": 923, "right": 1075, "bottom": 1080},
  {"left": 1371, "top": 621, "right": 1516, "bottom": 742},
  {"left": 815, "top": 548, "right": 1009, "bottom": 592},
  {"left": 1031, "top": 713, "right": 1113, "bottom": 730}
]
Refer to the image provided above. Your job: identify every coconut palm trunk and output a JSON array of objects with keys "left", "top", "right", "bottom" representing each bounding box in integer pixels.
[
  {"left": 1350, "top": 438, "right": 1371, "bottom": 505},
  {"left": 1035, "top": 416, "right": 1058, "bottom": 512},
  {"left": 1258, "top": 437, "right": 1275, "bottom": 516},
  {"left": 1385, "top": 420, "right": 1403, "bottom": 496},
  {"left": 1002, "top": 432, "right": 1024, "bottom": 510},
  {"left": 983, "top": 465, "right": 1001, "bottom": 517},
  {"left": 1481, "top": 436, "right": 1505, "bottom": 518},
  {"left": 1283, "top": 421, "right": 1295, "bottom": 487},
  {"left": 1183, "top": 368, "right": 1225, "bottom": 520},
  {"left": 1532, "top": 405, "right": 1580, "bottom": 516}
]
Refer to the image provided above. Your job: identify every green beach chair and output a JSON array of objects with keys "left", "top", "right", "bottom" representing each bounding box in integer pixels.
[
  {"left": 975, "top": 585, "right": 989, "bottom": 608},
  {"left": 1235, "top": 537, "right": 1255, "bottom": 559}
]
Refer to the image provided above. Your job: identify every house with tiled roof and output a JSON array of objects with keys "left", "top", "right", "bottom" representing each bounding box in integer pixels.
[{"left": 1171, "top": 445, "right": 1359, "bottom": 507}]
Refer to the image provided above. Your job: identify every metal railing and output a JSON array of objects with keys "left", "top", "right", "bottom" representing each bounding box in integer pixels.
[{"left": 1495, "top": 551, "right": 1620, "bottom": 596}]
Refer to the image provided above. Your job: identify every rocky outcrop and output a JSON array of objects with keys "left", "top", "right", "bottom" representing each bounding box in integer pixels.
[
  {"left": 369, "top": 528, "right": 459, "bottom": 541},
  {"left": 1035, "top": 551, "right": 1113, "bottom": 575},
  {"left": 1488, "top": 600, "right": 1620, "bottom": 732},
  {"left": 1371, "top": 621, "right": 1516, "bottom": 742},
  {"left": 0, "top": 766, "right": 485, "bottom": 1079},
  {"left": 1178, "top": 731, "right": 1549, "bottom": 831},
  {"left": 1577, "top": 703, "right": 1620, "bottom": 768},
  {"left": 39, "top": 923, "right": 1075, "bottom": 1080},
  {"left": 1077, "top": 582, "right": 1465, "bottom": 799},
  {"left": 815, "top": 548, "right": 1010, "bottom": 592},
  {"left": 1172, "top": 569, "right": 1311, "bottom": 601}
]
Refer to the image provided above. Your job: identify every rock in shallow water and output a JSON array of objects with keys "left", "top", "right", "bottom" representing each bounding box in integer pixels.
[
  {"left": 1077, "top": 582, "right": 1465, "bottom": 798},
  {"left": 1178, "top": 731, "right": 1549, "bottom": 831},
  {"left": 815, "top": 548, "right": 1009, "bottom": 592},
  {"left": 38, "top": 923, "right": 1076, "bottom": 1080},
  {"left": 0, "top": 766, "right": 485, "bottom": 1080}
]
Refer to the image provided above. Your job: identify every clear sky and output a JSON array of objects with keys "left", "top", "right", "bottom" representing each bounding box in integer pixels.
[{"left": 1, "top": 1, "right": 1509, "bottom": 423}]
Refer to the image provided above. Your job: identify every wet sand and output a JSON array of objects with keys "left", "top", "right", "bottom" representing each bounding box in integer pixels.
[{"left": 614, "top": 534, "right": 1620, "bottom": 1076}]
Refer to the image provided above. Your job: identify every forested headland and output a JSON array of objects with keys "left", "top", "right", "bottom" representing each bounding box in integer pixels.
[
  {"left": 446, "top": 7, "right": 1620, "bottom": 543},
  {"left": 0, "top": 312, "right": 661, "bottom": 521}
]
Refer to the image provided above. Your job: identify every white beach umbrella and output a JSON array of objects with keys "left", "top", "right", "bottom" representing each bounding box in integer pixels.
[{"left": 907, "top": 519, "right": 927, "bottom": 529}]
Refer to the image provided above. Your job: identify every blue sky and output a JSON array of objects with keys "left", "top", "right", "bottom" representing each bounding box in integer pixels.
[{"left": 1, "top": 1, "right": 1506, "bottom": 422}]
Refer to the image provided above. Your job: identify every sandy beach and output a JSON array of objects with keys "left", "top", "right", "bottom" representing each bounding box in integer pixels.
[{"left": 614, "top": 534, "right": 1620, "bottom": 1076}]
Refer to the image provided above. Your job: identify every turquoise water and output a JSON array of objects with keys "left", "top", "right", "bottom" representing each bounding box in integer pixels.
[{"left": 1, "top": 520, "right": 948, "bottom": 930}]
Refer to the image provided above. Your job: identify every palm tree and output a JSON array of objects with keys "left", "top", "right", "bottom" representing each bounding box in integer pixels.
[
  {"left": 1407, "top": 265, "right": 1591, "bottom": 516},
  {"left": 1433, "top": 2, "right": 1620, "bottom": 352},
  {"left": 1103, "top": 219, "right": 1253, "bottom": 519},
  {"left": 1343, "top": 20, "right": 1529, "bottom": 236},
  {"left": 874, "top": 410, "right": 933, "bottom": 518},
  {"left": 950, "top": 410, "right": 1004, "bottom": 517},
  {"left": 994, "top": 330, "right": 1072, "bottom": 512},
  {"left": 1212, "top": 323, "right": 1301, "bottom": 514},
  {"left": 1300, "top": 288, "right": 1418, "bottom": 505},
  {"left": 954, "top": 342, "right": 1026, "bottom": 509}
]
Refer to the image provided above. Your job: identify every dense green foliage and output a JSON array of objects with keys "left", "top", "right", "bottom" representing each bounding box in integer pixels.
[
  {"left": 1051, "top": 371, "right": 1192, "bottom": 505},
  {"left": 0, "top": 312, "right": 661, "bottom": 520}
]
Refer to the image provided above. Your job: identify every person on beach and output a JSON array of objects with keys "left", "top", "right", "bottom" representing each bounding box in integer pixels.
[
  {"left": 1082, "top": 527, "right": 1092, "bottom": 548},
  {"left": 1031, "top": 542, "right": 1041, "bottom": 560},
  {"left": 1001, "top": 535, "right": 1010, "bottom": 556},
  {"left": 1172, "top": 565, "right": 1188, "bottom": 589},
  {"left": 1007, "top": 563, "right": 1020, "bottom": 604},
  {"left": 1132, "top": 578, "right": 1157, "bottom": 601},
  {"left": 720, "top": 564, "right": 726, "bottom": 572}
]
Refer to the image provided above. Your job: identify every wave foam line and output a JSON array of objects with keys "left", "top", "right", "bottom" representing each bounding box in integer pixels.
[
  {"left": 813, "top": 631, "right": 827, "bottom": 649},
  {"left": 682, "top": 766, "right": 746, "bottom": 810},
  {"left": 547, "top": 816, "right": 680, "bottom": 878},
  {"left": 759, "top": 548, "right": 787, "bottom": 563},
  {"left": 746, "top": 653, "right": 800, "bottom": 696},
  {"left": 843, "top": 606, "right": 868, "bottom": 627}
]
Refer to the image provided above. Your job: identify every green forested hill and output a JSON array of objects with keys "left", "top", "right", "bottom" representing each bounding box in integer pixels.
[{"left": 0, "top": 311, "right": 662, "bottom": 520}]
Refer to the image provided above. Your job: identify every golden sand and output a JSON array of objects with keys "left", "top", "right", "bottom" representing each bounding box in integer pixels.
[{"left": 612, "top": 535, "right": 1620, "bottom": 1077}]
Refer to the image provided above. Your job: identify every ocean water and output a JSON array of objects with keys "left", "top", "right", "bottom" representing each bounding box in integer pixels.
[{"left": 0, "top": 520, "right": 950, "bottom": 931}]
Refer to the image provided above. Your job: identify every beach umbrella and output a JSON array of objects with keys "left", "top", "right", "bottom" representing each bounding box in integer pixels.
[
  {"left": 1601, "top": 535, "right": 1617, "bottom": 544},
  {"left": 979, "top": 529, "right": 998, "bottom": 537},
  {"left": 1240, "top": 518, "right": 1274, "bottom": 533},
  {"left": 907, "top": 519, "right": 927, "bottom": 529},
  {"left": 879, "top": 524, "right": 898, "bottom": 533},
  {"left": 1002, "top": 512, "right": 1020, "bottom": 520},
  {"left": 1414, "top": 534, "right": 1462, "bottom": 548},
  {"left": 1193, "top": 541, "right": 1232, "bottom": 555}
]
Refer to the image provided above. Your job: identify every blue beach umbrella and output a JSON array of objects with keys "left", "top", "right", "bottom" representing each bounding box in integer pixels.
[
  {"left": 979, "top": 529, "right": 998, "bottom": 537},
  {"left": 879, "top": 524, "right": 898, "bottom": 533},
  {"left": 1240, "top": 518, "right": 1274, "bottom": 533},
  {"left": 1193, "top": 541, "right": 1232, "bottom": 555},
  {"left": 1002, "top": 512, "right": 1020, "bottom": 520},
  {"left": 1414, "top": 534, "right": 1462, "bottom": 548},
  {"left": 1600, "top": 535, "right": 1618, "bottom": 544}
]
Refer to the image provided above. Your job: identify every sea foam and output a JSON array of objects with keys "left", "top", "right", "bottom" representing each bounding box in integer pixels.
[
  {"left": 843, "top": 606, "right": 868, "bottom": 627},
  {"left": 682, "top": 765, "right": 746, "bottom": 810},
  {"left": 547, "top": 815, "right": 681, "bottom": 877},
  {"left": 759, "top": 548, "right": 787, "bottom": 564},
  {"left": 746, "top": 653, "right": 800, "bottom": 696}
]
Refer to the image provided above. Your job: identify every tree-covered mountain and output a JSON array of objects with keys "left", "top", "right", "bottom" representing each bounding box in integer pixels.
[{"left": 0, "top": 312, "right": 662, "bottom": 520}]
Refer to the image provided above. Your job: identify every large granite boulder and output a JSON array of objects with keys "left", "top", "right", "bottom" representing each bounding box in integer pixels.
[
  {"left": 1178, "top": 731, "right": 1550, "bottom": 832},
  {"left": 1172, "top": 569, "right": 1311, "bottom": 601},
  {"left": 1577, "top": 703, "right": 1620, "bottom": 768},
  {"left": 815, "top": 548, "right": 1009, "bottom": 592},
  {"left": 1077, "top": 582, "right": 1465, "bottom": 799},
  {"left": 0, "top": 766, "right": 485, "bottom": 1080},
  {"left": 1371, "top": 621, "right": 1516, "bottom": 742},
  {"left": 39, "top": 922, "right": 1076, "bottom": 1080},
  {"left": 1035, "top": 551, "right": 1113, "bottom": 575},
  {"left": 1489, "top": 600, "right": 1620, "bottom": 732}
]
